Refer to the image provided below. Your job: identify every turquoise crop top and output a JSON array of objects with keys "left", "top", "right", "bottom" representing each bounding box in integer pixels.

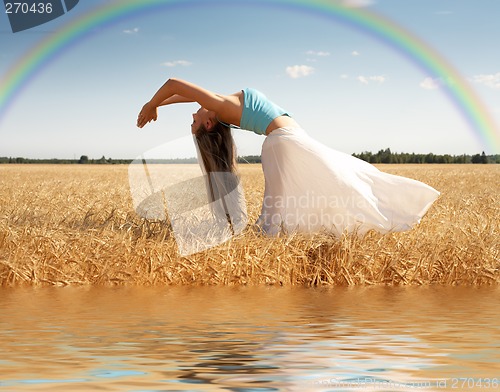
[{"left": 240, "top": 88, "right": 290, "bottom": 135}]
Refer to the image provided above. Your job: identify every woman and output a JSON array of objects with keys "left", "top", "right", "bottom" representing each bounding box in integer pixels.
[{"left": 137, "top": 78, "right": 440, "bottom": 236}]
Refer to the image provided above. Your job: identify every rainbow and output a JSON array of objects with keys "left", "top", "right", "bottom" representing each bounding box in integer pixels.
[{"left": 1, "top": 0, "right": 499, "bottom": 152}]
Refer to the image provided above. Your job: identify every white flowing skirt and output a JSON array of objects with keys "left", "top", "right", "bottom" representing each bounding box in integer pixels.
[{"left": 256, "top": 127, "right": 440, "bottom": 236}]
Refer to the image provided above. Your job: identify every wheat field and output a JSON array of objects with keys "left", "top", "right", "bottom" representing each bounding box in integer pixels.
[{"left": 0, "top": 164, "right": 498, "bottom": 286}]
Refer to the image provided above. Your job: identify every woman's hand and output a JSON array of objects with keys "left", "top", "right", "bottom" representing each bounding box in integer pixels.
[{"left": 137, "top": 101, "right": 158, "bottom": 128}]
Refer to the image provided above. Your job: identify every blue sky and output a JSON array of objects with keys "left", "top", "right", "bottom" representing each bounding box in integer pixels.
[{"left": 1, "top": 0, "right": 499, "bottom": 159}]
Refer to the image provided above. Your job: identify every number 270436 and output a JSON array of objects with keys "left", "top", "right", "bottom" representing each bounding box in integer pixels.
[{"left": 5, "top": 3, "right": 53, "bottom": 14}]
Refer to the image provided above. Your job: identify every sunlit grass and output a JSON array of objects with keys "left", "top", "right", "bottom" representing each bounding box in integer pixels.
[{"left": 0, "top": 164, "right": 498, "bottom": 286}]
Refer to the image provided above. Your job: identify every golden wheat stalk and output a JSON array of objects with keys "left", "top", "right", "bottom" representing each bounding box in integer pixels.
[{"left": 0, "top": 164, "right": 498, "bottom": 286}]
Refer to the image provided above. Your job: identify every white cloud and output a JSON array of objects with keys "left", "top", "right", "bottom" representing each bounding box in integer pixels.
[
  {"left": 340, "top": 74, "right": 349, "bottom": 79},
  {"left": 420, "top": 77, "right": 441, "bottom": 90},
  {"left": 306, "top": 50, "right": 331, "bottom": 57},
  {"left": 162, "top": 60, "right": 193, "bottom": 67},
  {"left": 371, "top": 76, "right": 386, "bottom": 83},
  {"left": 286, "top": 65, "right": 315, "bottom": 79},
  {"left": 357, "top": 75, "right": 386, "bottom": 84},
  {"left": 341, "top": 0, "right": 375, "bottom": 8},
  {"left": 123, "top": 27, "right": 139, "bottom": 34},
  {"left": 472, "top": 73, "right": 500, "bottom": 90},
  {"left": 351, "top": 51, "right": 360, "bottom": 56}
]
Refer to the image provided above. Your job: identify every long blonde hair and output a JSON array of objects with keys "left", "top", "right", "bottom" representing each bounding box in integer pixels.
[
  {"left": 195, "top": 121, "right": 246, "bottom": 233},
  {"left": 195, "top": 122, "right": 237, "bottom": 173}
]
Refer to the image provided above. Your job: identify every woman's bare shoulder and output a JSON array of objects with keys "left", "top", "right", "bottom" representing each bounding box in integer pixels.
[
  {"left": 225, "top": 90, "right": 244, "bottom": 103},
  {"left": 217, "top": 91, "right": 244, "bottom": 126}
]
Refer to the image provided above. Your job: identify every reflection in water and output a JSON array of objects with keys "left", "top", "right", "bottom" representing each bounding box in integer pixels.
[{"left": 0, "top": 286, "right": 499, "bottom": 391}]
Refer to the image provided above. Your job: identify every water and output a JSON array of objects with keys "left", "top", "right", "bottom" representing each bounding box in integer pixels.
[{"left": 1, "top": 286, "right": 499, "bottom": 391}]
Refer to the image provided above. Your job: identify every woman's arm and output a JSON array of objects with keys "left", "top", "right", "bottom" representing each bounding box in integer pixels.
[
  {"left": 158, "top": 94, "right": 194, "bottom": 106},
  {"left": 137, "top": 78, "right": 241, "bottom": 128},
  {"left": 150, "top": 78, "right": 224, "bottom": 110}
]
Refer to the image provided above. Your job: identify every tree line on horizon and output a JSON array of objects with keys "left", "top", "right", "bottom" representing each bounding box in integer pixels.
[
  {"left": 0, "top": 150, "right": 498, "bottom": 164},
  {"left": 352, "top": 149, "right": 498, "bottom": 164}
]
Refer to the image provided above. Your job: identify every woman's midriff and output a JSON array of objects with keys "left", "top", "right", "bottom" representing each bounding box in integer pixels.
[{"left": 266, "top": 115, "right": 299, "bottom": 135}]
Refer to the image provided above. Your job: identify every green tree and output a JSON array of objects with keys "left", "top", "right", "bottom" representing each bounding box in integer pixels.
[{"left": 471, "top": 153, "right": 481, "bottom": 164}]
